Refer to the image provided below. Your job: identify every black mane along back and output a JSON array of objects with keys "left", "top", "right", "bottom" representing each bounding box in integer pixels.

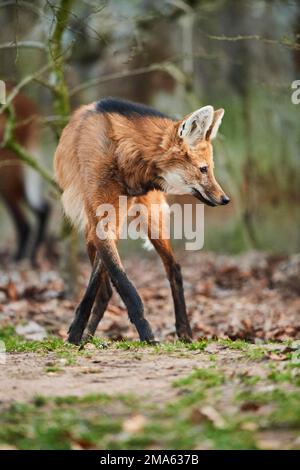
[{"left": 95, "top": 97, "right": 171, "bottom": 119}]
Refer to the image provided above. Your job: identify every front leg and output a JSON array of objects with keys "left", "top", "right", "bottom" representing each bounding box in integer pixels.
[
  {"left": 136, "top": 193, "right": 192, "bottom": 342},
  {"left": 168, "top": 261, "right": 193, "bottom": 342},
  {"left": 150, "top": 238, "right": 192, "bottom": 342}
]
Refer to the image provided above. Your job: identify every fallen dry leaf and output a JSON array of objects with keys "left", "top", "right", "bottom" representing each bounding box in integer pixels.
[
  {"left": 266, "top": 352, "right": 289, "bottom": 361},
  {"left": 240, "top": 401, "right": 261, "bottom": 412},
  {"left": 0, "top": 251, "right": 299, "bottom": 342},
  {"left": 191, "top": 405, "right": 226, "bottom": 429},
  {"left": 123, "top": 414, "right": 147, "bottom": 433},
  {"left": 6, "top": 280, "right": 18, "bottom": 301},
  {"left": 240, "top": 421, "right": 259, "bottom": 431}
]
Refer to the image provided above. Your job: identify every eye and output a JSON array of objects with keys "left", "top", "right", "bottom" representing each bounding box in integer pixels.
[{"left": 200, "top": 166, "right": 208, "bottom": 174}]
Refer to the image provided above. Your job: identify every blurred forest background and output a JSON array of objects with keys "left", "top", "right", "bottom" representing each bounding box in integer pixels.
[
  {"left": 0, "top": 0, "right": 299, "bottom": 256},
  {"left": 1, "top": 3, "right": 300, "bottom": 451}
]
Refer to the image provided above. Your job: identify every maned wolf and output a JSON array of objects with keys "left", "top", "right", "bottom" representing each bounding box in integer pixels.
[
  {"left": 54, "top": 98, "right": 230, "bottom": 344},
  {"left": 0, "top": 91, "right": 50, "bottom": 264}
]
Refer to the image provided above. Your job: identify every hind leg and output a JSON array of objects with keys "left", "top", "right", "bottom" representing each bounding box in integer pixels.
[
  {"left": 29, "top": 201, "right": 50, "bottom": 266},
  {"left": 0, "top": 161, "right": 31, "bottom": 261},
  {"left": 68, "top": 191, "right": 156, "bottom": 345},
  {"left": 68, "top": 244, "right": 104, "bottom": 345},
  {"left": 23, "top": 165, "right": 50, "bottom": 265},
  {"left": 83, "top": 243, "right": 113, "bottom": 340},
  {"left": 83, "top": 271, "right": 112, "bottom": 340},
  {"left": 3, "top": 196, "right": 31, "bottom": 261},
  {"left": 97, "top": 238, "right": 156, "bottom": 343}
]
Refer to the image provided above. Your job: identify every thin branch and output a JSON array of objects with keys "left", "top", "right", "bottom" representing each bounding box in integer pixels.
[
  {"left": 0, "top": 40, "right": 47, "bottom": 51},
  {"left": 207, "top": 34, "right": 300, "bottom": 52},
  {"left": 33, "top": 75, "right": 57, "bottom": 93},
  {"left": 0, "top": 0, "right": 43, "bottom": 17},
  {"left": 0, "top": 62, "right": 51, "bottom": 114},
  {"left": 166, "top": 0, "right": 193, "bottom": 15},
  {"left": 11, "top": 114, "right": 69, "bottom": 129},
  {"left": 0, "top": 41, "right": 73, "bottom": 116},
  {"left": 69, "top": 48, "right": 228, "bottom": 97},
  {"left": 6, "top": 140, "right": 60, "bottom": 192},
  {"left": 69, "top": 62, "right": 181, "bottom": 96},
  {"left": 1, "top": 104, "right": 60, "bottom": 193},
  {"left": 46, "top": 0, "right": 106, "bottom": 44}
]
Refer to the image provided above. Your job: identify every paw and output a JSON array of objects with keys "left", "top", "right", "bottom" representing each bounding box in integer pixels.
[
  {"left": 177, "top": 327, "right": 193, "bottom": 343},
  {"left": 178, "top": 335, "right": 193, "bottom": 343},
  {"left": 67, "top": 330, "right": 83, "bottom": 346},
  {"left": 145, "top": 338, "right": 160, "bottom": 345}
]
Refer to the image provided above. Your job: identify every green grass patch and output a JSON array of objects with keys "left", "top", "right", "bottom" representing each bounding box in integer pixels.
[
  {"left": 174, "top": 367, "right": 224, "bottom": 388},
  {"left": 236, "top": 389, "right": 300, "bottom": 430},
  {"left": 45, "top": 366, "right": 63, "bottom": 373},
  {"left": 0, "top": 326, "right": 73, "bottom": 354},
  {"left": 109, "top": 338, "right": 209, "bottom": 352},
  {"left": 218, "top": 339, "right": 267, "bottom": 361},
  {"left": 1, "top": 329, "right": 300, "bottom": 449},
  {"left": 268, "top": 366, "right": 300, "bottom": 386}
]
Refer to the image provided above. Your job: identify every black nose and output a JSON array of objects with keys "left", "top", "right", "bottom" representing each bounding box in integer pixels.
[{"left": 220, "top": 195, "right": 230, "bottom": 205}]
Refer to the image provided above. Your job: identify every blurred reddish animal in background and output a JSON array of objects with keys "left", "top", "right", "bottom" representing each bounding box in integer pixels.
[{"left": 0, "top": 89, "right": 50, "bottom": 265}]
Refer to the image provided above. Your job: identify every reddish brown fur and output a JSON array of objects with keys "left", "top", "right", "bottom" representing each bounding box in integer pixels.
[
  {"left": 54, "top": 99, "right": 229, "bottom": 344},
  {"left": 0, "top": 91, "right": 39, "bottom": 207},
  {"left": 55, "top": 104, "right": 227, "bottom": 236}
]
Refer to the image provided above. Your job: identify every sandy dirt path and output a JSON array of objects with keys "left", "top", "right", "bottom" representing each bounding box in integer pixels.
[{"left": 0, "top": 349, "right": 211, "bottom": 405}]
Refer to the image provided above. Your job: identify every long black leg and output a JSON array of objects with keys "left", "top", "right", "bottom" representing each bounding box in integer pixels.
[
  {"left": 83, "top": 270, "right": 112, "bottom": 339},
  {"left": 150, "top": 238, "right": 192, "bottom": 342},
  {"left": 98, "top": 241, "right": 156, "bottom": 343},
  {"left": 29, "top": 201, "right": 50, "bottom": 266},
  {"left": 68, "top": 252, "right": 103, "bottom": 345},
  {"left": 3, "top": 197, "right": 31, "bottom": 261}
]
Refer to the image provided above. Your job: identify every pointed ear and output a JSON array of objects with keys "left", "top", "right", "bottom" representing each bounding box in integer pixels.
[
  {"left": 206, "top": 108, "right": 224, "bottom": 140},
  {"left": 178, "top": 105, "right": 214, "bottom": 146}
]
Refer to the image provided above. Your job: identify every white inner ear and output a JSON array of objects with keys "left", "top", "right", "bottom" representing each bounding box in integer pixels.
[
  {"left": 210, "top": 109, "right": 224, "bottom": 140},
  {"left": 178, "top": 105, "right": 214, "bottom": 146}
]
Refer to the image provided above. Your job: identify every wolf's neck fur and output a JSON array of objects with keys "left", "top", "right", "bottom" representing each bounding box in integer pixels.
[{"left": 112, "top": 116, "right": 179, "bottom": 196}]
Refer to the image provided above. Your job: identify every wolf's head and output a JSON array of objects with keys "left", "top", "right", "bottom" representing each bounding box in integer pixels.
[{"left": 159, "top": 105, "right": 230, "bottom": 207}]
